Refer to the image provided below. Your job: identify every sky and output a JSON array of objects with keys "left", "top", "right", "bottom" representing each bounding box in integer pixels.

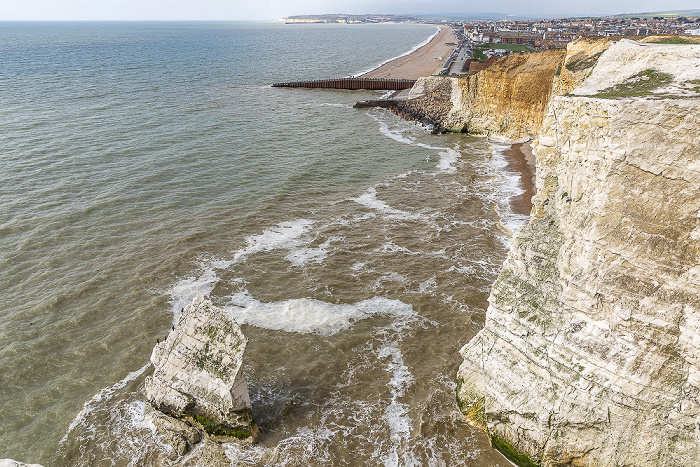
[{"left": 0, "top": 0, "right": 698, "bottom": 21}]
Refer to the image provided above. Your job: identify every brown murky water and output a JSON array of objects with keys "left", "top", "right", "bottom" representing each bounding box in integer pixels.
[
  {"left": 57, "top": 128, "right": 527, "bottom": 466},
  {"left": 2, "top": 22, "right": 528, "bottom": 466}
]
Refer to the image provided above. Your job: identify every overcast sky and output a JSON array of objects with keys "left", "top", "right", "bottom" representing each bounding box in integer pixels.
[{"left": 1, "top": 0, "right": 697, "bottom": 21}]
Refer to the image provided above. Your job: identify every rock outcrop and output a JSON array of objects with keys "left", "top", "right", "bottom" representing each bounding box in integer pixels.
[
  {"left": 145, "top": 294, "right": 258, "bottom": 449},
  {"left": 393, "top": 76, "right": 460, "bottom": 131},
  {"left": 457, "top": 39, "right": 700, "bottom": 465},
  {"left": 392, "top": 36, "right": 664, "bottom": 139},
  {"left": 395, "top": 49, "right": 565, "bottom": 139}
]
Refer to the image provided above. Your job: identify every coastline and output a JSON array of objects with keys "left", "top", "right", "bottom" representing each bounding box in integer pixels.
[
  {"left": 3, "top": 22, "right": 538, "bottom": 466},
  {"left": 502, "top": 142, "right": 536, "bottom": 215},
  {"left": 359, "top": 25, "right": 456, "bottom": 79},
  {"left": 354, "top": 27, "right": 538, "bottom": 217}
]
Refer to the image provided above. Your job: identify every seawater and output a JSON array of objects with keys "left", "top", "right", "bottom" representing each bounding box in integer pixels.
[{"left": 0, "top": 21, "right": 527, "bottom": 465}]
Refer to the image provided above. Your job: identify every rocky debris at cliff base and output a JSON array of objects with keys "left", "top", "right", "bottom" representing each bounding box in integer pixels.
[
  {"left": 144, "top": 404, "right": 201, "bottom": 455},
  {"left": 145, "top": 294, "right": 258, "bottom": 453}
]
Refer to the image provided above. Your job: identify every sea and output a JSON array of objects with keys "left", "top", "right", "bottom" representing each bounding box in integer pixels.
[{"left": 0, "top": 21, "right": 528, "bottom": 466}]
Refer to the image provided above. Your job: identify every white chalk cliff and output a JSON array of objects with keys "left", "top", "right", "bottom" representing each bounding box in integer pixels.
[{"left": 457, "top": 39, "right": 700, "bottom": 465}]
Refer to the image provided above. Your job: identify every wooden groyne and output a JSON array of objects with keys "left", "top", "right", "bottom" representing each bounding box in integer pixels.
[{"left": 272, "top": 78, "right": 417, "bottom": 91}]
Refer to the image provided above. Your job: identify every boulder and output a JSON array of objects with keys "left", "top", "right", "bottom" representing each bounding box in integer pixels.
[
  {"left": 147, "top": 405, "right": 202, "bottom": 455},
  {"left": 145, "top": 294, "right": 257, "bottom": 444}
]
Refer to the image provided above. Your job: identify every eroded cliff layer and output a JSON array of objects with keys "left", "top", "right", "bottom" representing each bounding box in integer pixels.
[
  {"left": 398, "top": 49, "right": 565, "bottom": 139},
  {"left": 457, "top": 39, "right": 700, "bottom": 466}
]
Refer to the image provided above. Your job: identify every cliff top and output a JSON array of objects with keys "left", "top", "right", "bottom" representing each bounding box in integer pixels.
[{"left": 571, "top": 38, "right": 700, "bottom": 99}]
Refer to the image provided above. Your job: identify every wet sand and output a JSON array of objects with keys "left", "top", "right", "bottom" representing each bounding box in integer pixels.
[
  {"left": 360, "top": 25, "right": 456, "bottom": 79},
  {"left": 503, "top": 142, "right": 537, "bottom": 215}
]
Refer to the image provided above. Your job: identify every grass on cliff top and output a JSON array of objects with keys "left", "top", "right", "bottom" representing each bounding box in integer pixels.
[
  {"left": 592, "top": 69, "right": 673, "bottom": 98},
  {"left": 643, "top": 37, "right": 700, "bottom": 44},
  {"left": 472, "top": 42, "right": 532, "bottom": 62}
]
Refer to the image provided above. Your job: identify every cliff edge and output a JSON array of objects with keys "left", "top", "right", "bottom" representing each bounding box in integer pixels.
[{"left": 457, "top": 39, "right": 700, "bottom": 466}]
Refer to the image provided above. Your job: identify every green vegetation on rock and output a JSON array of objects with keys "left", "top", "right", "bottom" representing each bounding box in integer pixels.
[
  {"left": 456, "top": 380, "right": 540, "bottom": 467},
  {"left": 186, "top": 413, "right": 252, "bottom": 440},
  {"left": 592, "top": 69, "right": 673, "bottom": 98},
  {"left": 565, "top": 51, "right": 604, "bottom": 72},
  {"left": 491, "top": 432, "right": 541, "bottom": 467},
  {"left": 644, "top": 37, "right": 698, "bottom": 44},
  {"left": 456, "top": 379, "right": 488, "bottom": 429}
]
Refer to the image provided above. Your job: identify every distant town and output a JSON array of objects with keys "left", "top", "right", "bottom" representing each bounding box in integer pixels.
[{"left": 281, "top": 12, "right": 700, "bottom": 75}]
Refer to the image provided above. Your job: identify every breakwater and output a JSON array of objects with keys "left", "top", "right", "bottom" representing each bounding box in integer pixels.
[{"left": 272, "top": 77, "right": 416, "bottom": 90}]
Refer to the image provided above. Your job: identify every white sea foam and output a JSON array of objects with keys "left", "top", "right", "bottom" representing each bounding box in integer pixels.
[
  {"left": 126, "top": 400, "right": 156, "bottom": 432},
  {"left": 435, "top": 148, "right": 460, "bottom": 174},
  {"left": 225, "top": 292, "right": 415, "bottom": 336},
  {"left": 312, "top": 102, "right": 352, "bottom": 108},
  {"left": 352, "top": 26, "right": 440, "bottom": 77},
  {"left": 382, "top": 241, "right": 412, "bottom": 254},
  {"left": 169, "top": 219, "right": 323, "bottom": 318},
  {"left": 380, "top": 272, "right": 409, "bottom": 283},
  {"left": 285, "top": 237, "right": 334, "bottom": 267},
  {"left": 395, "top": 170, "right": 417, "bottom": 179},
  {"left": 489, "top": 144, "right": 531, "bottom": 236},
  {"left": 378, "top": 346, "right": 414, "bottom": 399},
  {"left": 60, "top": 363, "right": 151, "bottom": 446},
  {"left": 352, "top": 187, "right": 415, "bottom": 219},
  {"left": 168, "top": 219, "right": 330, "bottom": 321},
  {"left": 419, "top": 277, "right": 437, "bottom": 293},
  {"left": 370, "top": 112, "right": 445, "bottom": 151},
  {"left": 170, "top": 266, "right": 223, "bottom": 318},
  {"left": 224, "top": 442, "right": 272, "bottom": 464},
  {"left": 377, "top": 118, "right": 417, "bottom": 145},
  {"left": 234, "top": 219, "right": 314, "bottom": 262},
  {"left": 378, "top": 345, "right": 417, "bottom": 467}
]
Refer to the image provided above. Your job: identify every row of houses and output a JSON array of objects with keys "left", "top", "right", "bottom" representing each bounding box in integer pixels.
[{"left": 462, "top": 14, "right": 700, "bottom": 50}]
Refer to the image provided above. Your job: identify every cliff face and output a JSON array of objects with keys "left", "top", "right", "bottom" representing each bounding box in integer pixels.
[
  {"left": 398, "top": 38, "right": 629, "bottom": 140},
  {"left": 448, "top": 49, "right": 565, "bottom": 140},
  {"left": 457, "top": 39, "right": 700, "bottom": 466},
  {"left": 400, "top": 49, "right": 565, "bottom": 139}
]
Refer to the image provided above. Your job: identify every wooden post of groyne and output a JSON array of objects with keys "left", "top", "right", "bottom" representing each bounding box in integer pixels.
[{"left": 272, "top": 77, "right": 417, "bottom": 91}]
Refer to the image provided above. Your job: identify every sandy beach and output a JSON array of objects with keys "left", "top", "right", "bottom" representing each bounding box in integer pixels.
[
  {"left": 360, "top": 25, "right": 456, "bottom": 79},
  {"left": 503, "top": 142, "right": 537, "bottom": 215}
]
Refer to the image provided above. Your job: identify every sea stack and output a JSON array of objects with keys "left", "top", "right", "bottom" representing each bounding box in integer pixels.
[{"left": 145, "top": 294, "right": 258, "bottom": 445}]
